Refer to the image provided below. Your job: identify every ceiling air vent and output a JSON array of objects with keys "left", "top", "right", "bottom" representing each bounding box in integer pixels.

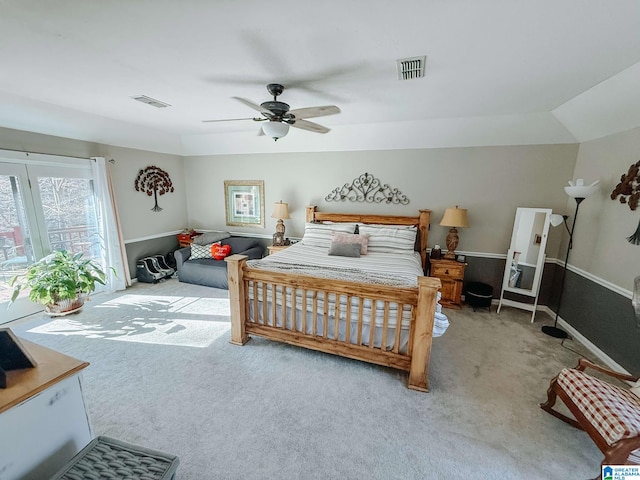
[
  {"left": 396, "top": 56, "right": 426, "bottom": 80},
  {"left": 131, "top": 95, "right": 171, "bottom": 108}
]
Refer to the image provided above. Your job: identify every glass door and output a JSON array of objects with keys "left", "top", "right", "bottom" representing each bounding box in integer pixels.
[
  {"left": 0, "top": 160, "right": 103, "bottom": 324},
  {"left": 28, "top": 165, "right": 101, "bottom": 266},
  {"left": 0, "top": 163, "right": 44, "bottom": 322}
]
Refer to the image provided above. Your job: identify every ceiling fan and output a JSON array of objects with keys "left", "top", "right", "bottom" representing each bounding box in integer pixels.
[{"left": 203, "top": 83, "right": 340, "bottom": 141}]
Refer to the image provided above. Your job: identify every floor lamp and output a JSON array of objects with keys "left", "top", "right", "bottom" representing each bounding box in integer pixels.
[{"left": 542, "top": 179, "right": 599, "bottom": 338}]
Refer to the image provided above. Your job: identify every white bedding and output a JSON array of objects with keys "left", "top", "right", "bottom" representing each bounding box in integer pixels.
[
  {"left": 244, "top": 243, "right": 449, "bottom": 351},
  {"left": 248, "top": 243, "right": 425, "bottom": 287}
]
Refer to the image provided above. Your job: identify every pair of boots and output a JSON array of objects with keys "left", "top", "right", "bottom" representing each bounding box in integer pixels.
[{"left": 137, "top": 255, "right": 175, "bottom": 283}]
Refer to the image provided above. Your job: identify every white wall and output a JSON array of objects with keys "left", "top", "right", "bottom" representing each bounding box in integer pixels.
[
  {"left": 567, "top": 126, "right": 640, "bottom": 291},
  {"left": 184, "top": 144, "right": 578, "bottom": 257}
]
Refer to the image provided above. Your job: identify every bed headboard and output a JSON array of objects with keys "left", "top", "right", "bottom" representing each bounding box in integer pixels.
[{"left": 305, "top": 205, "right": 431, "bottom": 273}]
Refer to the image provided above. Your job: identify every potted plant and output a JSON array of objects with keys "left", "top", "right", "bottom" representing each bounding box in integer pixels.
[{"left": 9, "top": 250, "right": 109, "bottom": 316}]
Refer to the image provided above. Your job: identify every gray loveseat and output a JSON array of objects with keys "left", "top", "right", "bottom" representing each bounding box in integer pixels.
[{"left": 174, "top": 232, "right": 263, "bottom": 289}]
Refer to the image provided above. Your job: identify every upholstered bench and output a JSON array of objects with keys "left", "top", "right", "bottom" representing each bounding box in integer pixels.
[{"left": 541, "top": 358, "right": 640, "bottom": 470}]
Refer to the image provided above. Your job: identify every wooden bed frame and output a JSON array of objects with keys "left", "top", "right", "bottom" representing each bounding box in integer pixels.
[{"left": 225, "top": 206, "right": 442, "bottom": 392}]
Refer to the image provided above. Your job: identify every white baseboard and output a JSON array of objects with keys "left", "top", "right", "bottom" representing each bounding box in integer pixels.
[{"left": 537, "top": 305, "right": 632, "bottom": 376}]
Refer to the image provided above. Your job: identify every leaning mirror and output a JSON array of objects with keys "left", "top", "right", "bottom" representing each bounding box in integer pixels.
[{"left": 497, "top": 208, "right": 552, "bottom": 322}]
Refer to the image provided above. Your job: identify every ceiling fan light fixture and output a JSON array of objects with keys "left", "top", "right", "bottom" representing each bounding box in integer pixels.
[{"left": 262, "top": 121, "right": 289, "bottom": 141}]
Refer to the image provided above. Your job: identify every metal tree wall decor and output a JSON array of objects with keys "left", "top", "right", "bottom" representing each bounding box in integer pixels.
[
  {"left": 610, "top": 160, "right": 640, "bottom": 244},
  {"left": 325, "top": 172, "right": 409, "bottom": 204},
  {"left": 134, "top": 165, "right": 174, "bottom": 212}
]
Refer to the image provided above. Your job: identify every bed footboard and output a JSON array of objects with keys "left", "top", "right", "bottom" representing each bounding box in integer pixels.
[{"left": 226, "top": 254, "right": 441, "bottom": 392}]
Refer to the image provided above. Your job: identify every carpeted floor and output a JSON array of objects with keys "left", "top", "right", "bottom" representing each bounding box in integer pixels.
[{"left": 10, "top": 278, "right": 603, "bottom": 479}]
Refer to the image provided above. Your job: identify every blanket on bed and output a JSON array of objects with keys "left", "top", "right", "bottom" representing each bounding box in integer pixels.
[{"left": 246, "top": 259, "right": 418, "bottom": 287}]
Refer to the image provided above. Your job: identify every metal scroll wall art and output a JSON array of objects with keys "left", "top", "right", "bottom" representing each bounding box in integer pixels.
[
  {"left": 325, "top": 172, "right": 409, "bottom": 204},
  {"left": 134, "top": 165, "right": 175, "bottom": 212},
  {"left": 610, "top": 160, "right": 640, "bottom": 244}
]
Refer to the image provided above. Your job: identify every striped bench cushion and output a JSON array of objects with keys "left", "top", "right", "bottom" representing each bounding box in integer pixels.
[{"left": 557, "top": 368, "right": 640, "bottom": 446}]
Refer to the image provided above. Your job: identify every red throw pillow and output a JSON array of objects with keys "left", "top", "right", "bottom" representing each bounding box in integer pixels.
[{"left": 212, "top": 243, "right": 232, "bottom": 260}]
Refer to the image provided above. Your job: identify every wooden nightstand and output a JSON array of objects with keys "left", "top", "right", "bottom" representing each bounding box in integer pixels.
[
  {"left": 267, "top": 245, "right": 289, "bottom": 255},
  {"left": 429, "top": 258, "right": 466, "bottom": 308}
]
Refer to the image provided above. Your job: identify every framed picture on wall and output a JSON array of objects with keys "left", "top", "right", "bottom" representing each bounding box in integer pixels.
[{"left": 224, "top": 180, "right": 265, "bottom": 227}]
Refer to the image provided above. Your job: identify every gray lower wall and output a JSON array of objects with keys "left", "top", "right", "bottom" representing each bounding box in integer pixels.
[
  {"left": 555, "top": 269, "right": 640, "bottom": 374},
  {"left": 124, "top": 236, "right": 181, "bottom": 279}
]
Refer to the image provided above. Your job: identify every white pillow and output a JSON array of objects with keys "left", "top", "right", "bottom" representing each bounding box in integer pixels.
[
  {"left": 300, "top": 223, "right": 356, "bottom": 248},
  {"left": 358, "top": 225, "right": 417, "bottom": 253},
  {"left": 190, "top": 242, "right": 220, "bottom": 259}
]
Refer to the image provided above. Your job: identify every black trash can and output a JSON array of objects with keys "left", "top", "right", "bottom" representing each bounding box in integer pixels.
[{"left": 465, "top": 282, "right": 493, "bottom": 311}]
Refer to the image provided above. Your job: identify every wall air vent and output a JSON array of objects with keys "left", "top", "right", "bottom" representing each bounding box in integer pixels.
[
  {"left": 131, "top": 95, "right": 171, "bottom": 108},
  {"left": 396, "top": 56, "right": 427, "bottom": 80}
]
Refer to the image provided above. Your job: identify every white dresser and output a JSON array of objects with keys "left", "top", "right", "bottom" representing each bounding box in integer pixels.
[{"left": 0, "top": 340, "right": 91, "bottom": 480}]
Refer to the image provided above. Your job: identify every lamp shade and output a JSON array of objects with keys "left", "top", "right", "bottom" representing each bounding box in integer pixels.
[
  {"left": 549, "top": 214, "right": 565, "bottom": 227},
  {"left": 262, "top": 121, "right": 289, "bottom": 140},
  {"left": 564, "top": 179, "right": 599, "bottom": 199},
  {"left": 271, "top": 201, "right": 290, "bottom": 219},
  {"left": 439, "top": 206, "right": 469, "bottom": 228}
]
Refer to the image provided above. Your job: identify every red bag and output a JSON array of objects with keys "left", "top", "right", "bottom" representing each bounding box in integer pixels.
[{"left": 212, "top": 243, "right": 232, "bottom": 260}]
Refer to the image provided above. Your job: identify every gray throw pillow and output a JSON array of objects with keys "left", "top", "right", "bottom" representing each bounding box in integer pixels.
[
  {"left": 328, "top": 241, "right": 361, "bottom": 258},
  {"left": 193, "top": 231, "right": 231, "bottom": 245}
]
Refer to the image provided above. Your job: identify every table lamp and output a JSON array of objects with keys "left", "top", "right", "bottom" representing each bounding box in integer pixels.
[
  {"left": 439, "top": 206, "right": 469, "bottom": 260},
  {"left": 271, "top": 201, "right": 290, "bottom": 246}
]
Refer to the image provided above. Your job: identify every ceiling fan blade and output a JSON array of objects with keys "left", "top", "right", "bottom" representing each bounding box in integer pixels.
[
  {"left": 291, "top": 119, "right": 330, "bottom": 134},
  {"left": 288, "top": 105, "right": 340, "bottom": 120},
  {"left": 232, "top": 96, "right": 273, "bottom": 116},
  {"left": 202, "top": 117, "right": 259, "bottom": 123}
]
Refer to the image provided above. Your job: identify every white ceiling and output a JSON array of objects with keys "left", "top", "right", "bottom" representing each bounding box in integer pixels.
[{"left": 1, "top": 0, "right": 639, "bottom": 156}]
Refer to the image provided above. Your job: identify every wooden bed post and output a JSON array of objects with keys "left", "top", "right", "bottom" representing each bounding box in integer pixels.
[
  {"left": 225, "top": 254, "right": 249, "bottom": 346},
  {"left": 418, "top": 209, "right": 431, "bottom": 273},
  {"left": 407, "top": 276, "right": 441, "bottom": 392},
  {"left": 305, "top": 205, "right": 317, "bottom": 223}
]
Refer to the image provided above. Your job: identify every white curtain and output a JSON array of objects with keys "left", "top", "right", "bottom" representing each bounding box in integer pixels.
[{"left": 91, "top": 157, "right": 130, "bottom": 290}]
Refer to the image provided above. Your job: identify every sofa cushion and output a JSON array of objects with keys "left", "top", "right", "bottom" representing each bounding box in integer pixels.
[
  {"left": 221, "top": 237, "right": 260, "bottom": 253},
  {"left": 178, "top": 258, "right": 230, "bottom": 289}
]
